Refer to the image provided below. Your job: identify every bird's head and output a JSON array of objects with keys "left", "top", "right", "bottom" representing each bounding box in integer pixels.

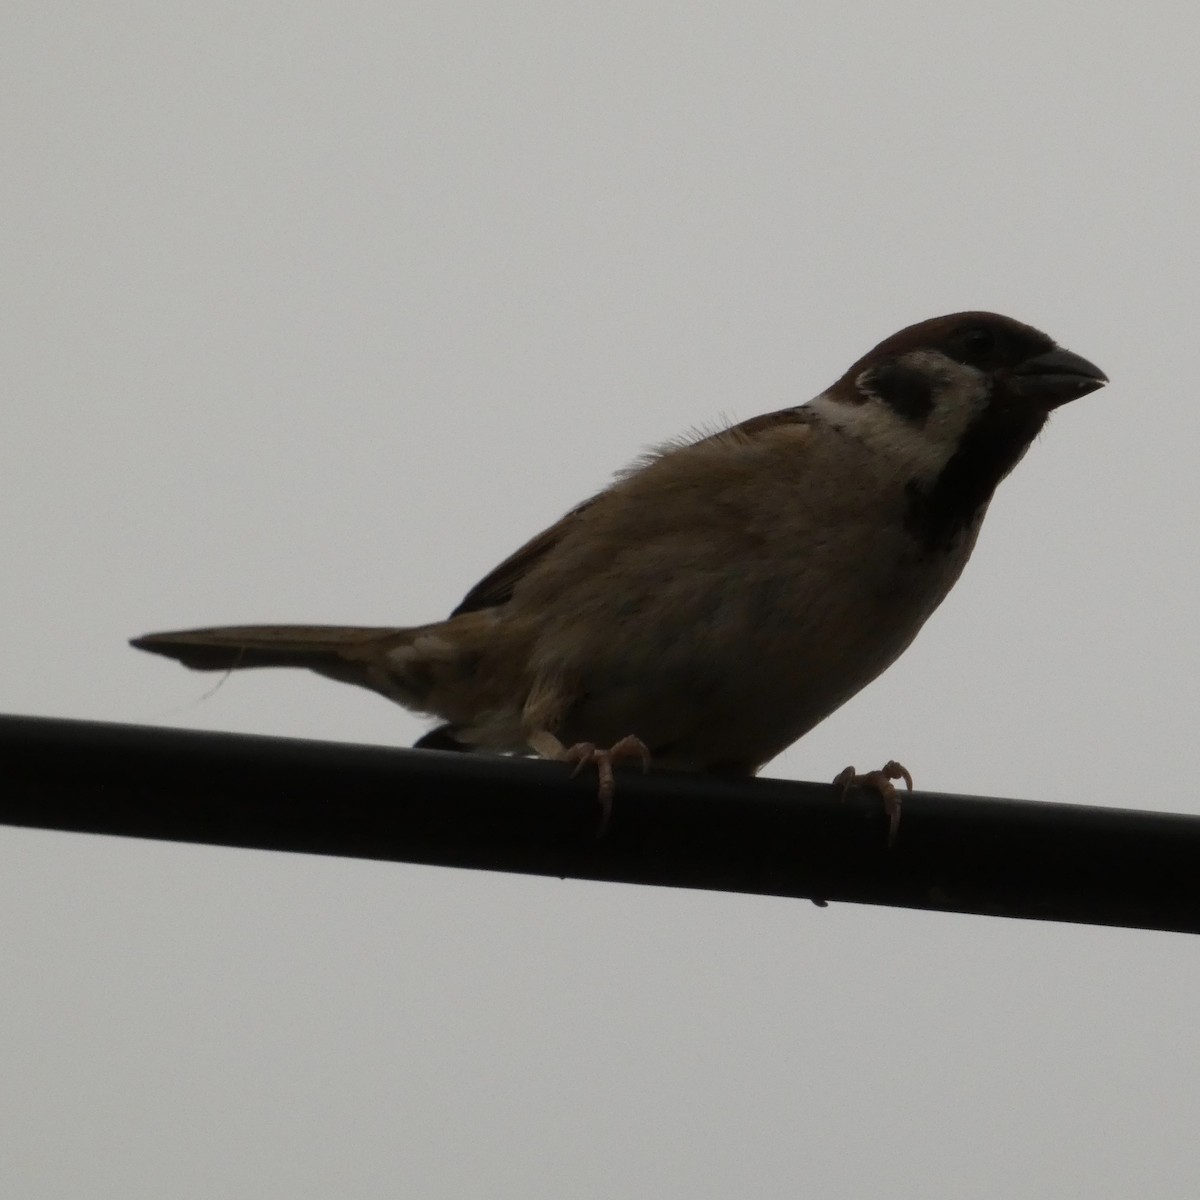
[{"left": 816, "top": 311, "right": 1107, "bottom": 545}]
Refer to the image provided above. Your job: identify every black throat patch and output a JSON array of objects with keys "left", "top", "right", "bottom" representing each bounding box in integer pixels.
[{"left": 906, "top": 401, "right": 1048, "bottom": 550}]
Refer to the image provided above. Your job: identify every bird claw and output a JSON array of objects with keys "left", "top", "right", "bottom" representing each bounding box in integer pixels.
[
  {"left": 833, "top": 760, "right": 912, "bottom": 847},
  {"left": 562, "top": 734, "right": 651, "bottom": 835}
]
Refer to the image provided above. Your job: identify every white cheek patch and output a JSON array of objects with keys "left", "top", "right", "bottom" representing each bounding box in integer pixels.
[
  {"left": 903, "top": 350, "right": 991, "bottom": 450},
  {"left": 808, "top": 350, "right": 991, "bottom": 481},
  {"left": 808, "top": 391, "right": 948, "bottom": 478}
]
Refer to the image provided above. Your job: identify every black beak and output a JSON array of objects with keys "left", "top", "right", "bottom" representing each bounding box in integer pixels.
[{"left": 1012, "top": 347, "right": 1108, "bottom": 409}]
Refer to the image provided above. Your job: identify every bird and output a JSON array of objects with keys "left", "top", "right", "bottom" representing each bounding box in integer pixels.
[{"left": 132, "top": 311, "right": 1106, "bottom": 839}]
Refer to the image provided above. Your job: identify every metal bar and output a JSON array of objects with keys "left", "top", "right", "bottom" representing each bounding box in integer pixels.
[{"left": 1, "top": 713, "right": 1196, "bottom": 933}]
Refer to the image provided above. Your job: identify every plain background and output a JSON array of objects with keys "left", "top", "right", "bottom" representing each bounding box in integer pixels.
[{"left": 5, "top": 3, "right": 1199, "bottom": 1197}]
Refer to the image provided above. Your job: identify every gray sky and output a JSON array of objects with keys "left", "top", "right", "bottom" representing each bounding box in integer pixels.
[{"left": 5, "top": 3, "right": 1199, "bottom": 1197}]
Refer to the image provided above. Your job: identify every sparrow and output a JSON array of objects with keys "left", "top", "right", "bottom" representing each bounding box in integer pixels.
[{"left": 132, "top": 311, "right": 1106, "bottom": 838}]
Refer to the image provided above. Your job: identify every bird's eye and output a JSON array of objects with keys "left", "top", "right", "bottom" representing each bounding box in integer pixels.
[{"left": 958, "top": 326, "right": 996, "bottom": 358}]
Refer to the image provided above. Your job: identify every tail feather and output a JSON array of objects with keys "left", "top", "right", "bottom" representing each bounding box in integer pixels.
[
  {"left": 130, "top": 624, "right": 407, "bottom": 676},
  {"left": 132, "top": 613, "right": 505, "bottom": 731}
]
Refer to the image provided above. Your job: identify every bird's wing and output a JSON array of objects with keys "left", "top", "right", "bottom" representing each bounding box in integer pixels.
[
  {"left": 451, "top": 498, "right": 599, "bottom": 616},
  {"left": 449, "top": 406, "right": 813, "bottom": 617}
]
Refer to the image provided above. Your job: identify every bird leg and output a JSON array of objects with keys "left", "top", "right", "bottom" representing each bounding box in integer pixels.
[
  {"left": 529, "top": 731, "right": 651, "bottom": 833},
  {"left": 833, "top": 760, "right": 912, "bottom": 847}
]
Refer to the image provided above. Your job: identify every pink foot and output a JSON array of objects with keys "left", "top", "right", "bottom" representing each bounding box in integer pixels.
[
  {"left": 833, "top": 760, "right": 913, "bottom": 847},
  {"left": 562, "top": 734, "right": 651, "bottom": 834}
]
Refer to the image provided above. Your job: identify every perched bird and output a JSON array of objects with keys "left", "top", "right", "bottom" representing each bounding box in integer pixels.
[{"left": 132, "top": 311, "right": 1106, "bottom": 838}]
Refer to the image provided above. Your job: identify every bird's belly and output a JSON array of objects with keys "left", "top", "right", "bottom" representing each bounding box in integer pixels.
[{"left": 556, "top": 531, "right": 973, "bottom": 770}]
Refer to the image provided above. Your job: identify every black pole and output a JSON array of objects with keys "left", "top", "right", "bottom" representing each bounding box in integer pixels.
[{"left": 1, "top": 713, "right": 1196, "bottom": 934}]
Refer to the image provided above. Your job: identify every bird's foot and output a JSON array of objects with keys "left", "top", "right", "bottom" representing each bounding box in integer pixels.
[
  {"left": 558, "top": 735, "right": 651, "bottom": 834},
  {"left": 833, "top": 760, "right": 912, "bottom": 847}
]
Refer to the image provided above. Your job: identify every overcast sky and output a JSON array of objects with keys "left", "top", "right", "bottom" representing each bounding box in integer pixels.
[{"left": 5, "top": 3, "right": 1200, "bottom": 1197}]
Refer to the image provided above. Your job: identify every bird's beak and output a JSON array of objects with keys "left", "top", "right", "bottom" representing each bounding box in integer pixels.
[{"left": 1011, "top": 347, "right": 1108, "bottom": 409}]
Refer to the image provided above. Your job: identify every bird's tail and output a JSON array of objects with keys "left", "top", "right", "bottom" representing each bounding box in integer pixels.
[
  {"left": 132, "top": 606, "right": 513, "bottom": 738},
  {"left": 131, "top": 624, "right": 407, "bottom": 672},
  {"left": 131, "top": 623, "right": 433, "bottom": 702}
]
